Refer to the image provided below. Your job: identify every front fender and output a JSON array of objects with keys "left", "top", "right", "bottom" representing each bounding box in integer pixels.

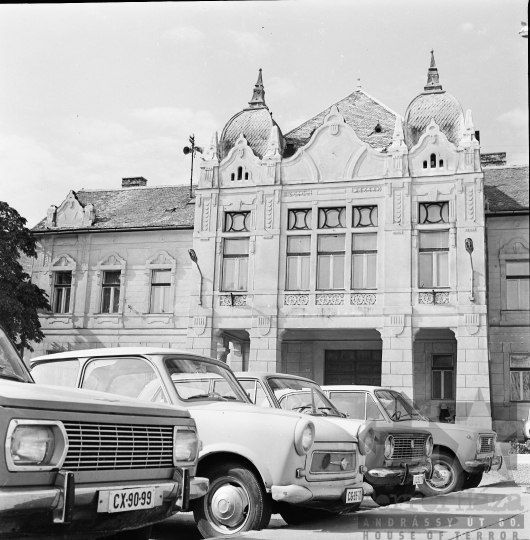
[{"left": 199, "top": 442, "right": 275, "bottom": 490}]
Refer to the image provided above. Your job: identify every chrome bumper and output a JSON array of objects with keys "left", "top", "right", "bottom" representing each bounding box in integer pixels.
[
  {"left": 368, "top": 461, "right": 432, "bottom": 481},
  {"left": 271, "top": 480, "right": 363, "bottom": 505},
  {"left": 465, "top": 454, "right": 503, "bottom": 472},
  {"left": 189, "top": 476, "right": 209, "bottom": 500}
]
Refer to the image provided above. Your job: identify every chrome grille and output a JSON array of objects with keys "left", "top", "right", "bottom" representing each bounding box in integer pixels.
[
  {"left": 479, "top": 435, "right": 495, "bottom": 454},
  {"left": 63, "top": 421, "right": 174, "bottom": 471},
  {"left": 392, "top": 435, "right": 426, "bottom": 460}
]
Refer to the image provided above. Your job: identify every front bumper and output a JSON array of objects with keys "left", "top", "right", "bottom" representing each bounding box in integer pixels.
[
  {"left": 271, "top": 480, "right": 364, "bottom": 511},
  {"left": 464, "top": 454, "right": 503, "bottom": 473},
  {"left": 366, "top": 460, "right": 432, "bottom": 486}
]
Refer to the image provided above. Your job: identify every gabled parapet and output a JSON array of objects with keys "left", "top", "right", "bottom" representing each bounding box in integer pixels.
[
  {"left": 46, "top": 190, "right": 95, "bottom": 228},
  {"left": 281, "top": 105, "right": 387, "bottom": 183},
  {"left": 218, "top": 133, "right": 262, "bottom": 187},
  {"left": 408, "top": 118, "right": 459, "bottom": 177}
]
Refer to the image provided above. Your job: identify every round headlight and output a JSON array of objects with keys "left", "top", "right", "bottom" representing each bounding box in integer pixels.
[
  {"left": 11, "top": 425, "right": 54, "bottom": 466},
  {"left": 425, "top": 435, "right": 434, "bottom": 457},
  {"left": 173, "top": 428, "right": 199, "bottom": 463},
  {"left": 384, "top": 435, "right": 394, "bottom": 459},
  {"left": 359, "top": 427, "right": 375, "bottom": 456},
  {"left": 294, "top": 419, "right": 315, "bottom": 456}
]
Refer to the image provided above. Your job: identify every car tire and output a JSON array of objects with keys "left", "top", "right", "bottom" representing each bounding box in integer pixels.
[
  {"left": 417, "top": 452, "right": 465, "bottom": 496},
  {"left": 193, "top": 461, "right": 271, "bottom": 538},
  {"left": 371, "top": 482, "right": 415, "bottom": 506},
  {"left": 102, "top": 525, "right": 152, "bottom": 540},
  {"left": 278, "top": 503, "right": 333, "bottom": 525},
  {"left": 462, "top": 471, "right": 483, "bottom": 489}
]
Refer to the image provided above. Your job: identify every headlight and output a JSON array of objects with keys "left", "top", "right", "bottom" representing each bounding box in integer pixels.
[
  {"left": 6, "top": 420, "right": 68, "bottom": 471},
  {"left": 384, "top": 435, "right": 394, "bottom": 459},
  {"left": 476, "top": 436, "right": 482, "bottom": 454},
  {"left": 294, "top": 418, "right": 315, "bottom": 456},
  {"left": 358, "top": 427, "right": 375, "bottom": 456},
  {"left": 425, "top": 435, "right": 434, "bottom": 457},
  {"left": 173, "top": 428, "right": 199, "bottom": 463}
]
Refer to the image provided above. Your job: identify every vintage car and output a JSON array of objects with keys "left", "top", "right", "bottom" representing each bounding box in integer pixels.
[
  {"left": 0, "top": 327, "right": 208, "bottom": 540},
  {"left": 31, "top": 348, "right": 365, "bottom": 537},
  {"left": 322, "top": 385, "right": 503, "bottom": 496},
  {"left": 235, "top": 372, "right": 433, "bottom": 506}
]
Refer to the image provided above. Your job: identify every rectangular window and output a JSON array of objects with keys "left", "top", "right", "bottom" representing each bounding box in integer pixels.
[
  {"left": 506, "top": 261, "right": 530, "bottom": 310},
  {"left": 286, "top": 236, "right": 311, "bottom": 290},
  {"left": 510, "top": 354, "right": 530, "bottom": 401},
  {"left": 288, "top": 209, "right": 312, "bottom": 230},
  {"left": 419, "top": 231, "right": 449, "bottom": 288},
  {"left": 432, "top": 354, "right": 454, "bottom": 400},
  {"left": 150, "top": 269, "right": 171, "bottom": 313},
  {"left": 224, "top": 212, "right": 250, "bottom": 233},
  {"left": 419, "top": 202, "right": 449, "bottom": 224},
  {"left": 352, "top": 233, "right": 377, "bottom": 289},
  {"left": 222, "top": 238, "right": 249, "bottom": 291},
  {"left": 317, "top": 235, "right": 345, "bottom": 290},
  {"left": 318, "top": 207, "right": 346, "bottom": 229},
  {"left": 101, "top": 271, "right": 121, "bottom": 313},
  {"left": 352, "top": 206, "right": 378, "bottom": 228},
  {"left": 53, "top": 272, "right": 72, "bottom": 313}
]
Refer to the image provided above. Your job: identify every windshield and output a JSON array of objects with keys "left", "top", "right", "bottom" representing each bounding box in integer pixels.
[
  {"left": 164, "top": 356, "right": 249, "bottom": 403},
  {"left": 0, "top": 327, "right": 32, "bottom": 383},
  {"left": 268, "top": 377, "right": 341, "bottom": 417},
  {"left": 375, "top": 389, "right": 425, "bottom": 421}
]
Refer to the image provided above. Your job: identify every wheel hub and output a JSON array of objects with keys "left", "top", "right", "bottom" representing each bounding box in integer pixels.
[
  {"left": 428, "top": 464, "right": 452, "bottom": 489},
  {"left": 210, "top": 484, "right": 249, "bottom": 528}
]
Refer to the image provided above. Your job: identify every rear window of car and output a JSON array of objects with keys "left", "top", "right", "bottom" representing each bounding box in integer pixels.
[{"left": 32, "top": 359, "right": 80, "bottom": 388}]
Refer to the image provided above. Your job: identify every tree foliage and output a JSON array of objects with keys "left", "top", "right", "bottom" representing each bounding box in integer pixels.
[{"left": 0, "top": 201, "right": 50, "bottom": 352}]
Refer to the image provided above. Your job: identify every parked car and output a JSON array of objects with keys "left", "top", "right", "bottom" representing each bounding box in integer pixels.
[
  {"left": 30, "top": 348, "right": 365, "bottom": 537},
  {"left": 235, "top": 372, "right": 433, "bottom": 506},
  {"left": 322, "top": 385, "right": 503, "bottom": 496},
  {"left": 0, "top": 328, "right": 208, "bottom": 540}
]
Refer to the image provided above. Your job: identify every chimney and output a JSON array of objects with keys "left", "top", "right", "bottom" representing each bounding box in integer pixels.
[{"left": 122, "top": 177, "right": 147, "bottom": 188}]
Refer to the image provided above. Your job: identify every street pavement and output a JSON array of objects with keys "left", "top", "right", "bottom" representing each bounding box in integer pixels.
[{"left": 151, "top": 450, "right": 530, "bottom": 540}]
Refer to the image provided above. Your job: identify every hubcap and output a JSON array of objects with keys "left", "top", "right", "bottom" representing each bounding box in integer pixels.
[
  {"left": 209, "top": 482, "right": 250, "bottom": 529},
  {"left": 426, "top": 463, "right": 454, "bottom": 490}
]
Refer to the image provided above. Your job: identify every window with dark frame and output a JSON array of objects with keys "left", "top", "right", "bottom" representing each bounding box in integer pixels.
[
  {"left": 352, "top": 233, "right": 377, "bottom": 289},
  {"left": 506, "top": 261, "right": 530, "bottom": 311},
  {"left": 352, "top": 206, "right": 378, "bottom": 228},
  {"left": 510, "top": 354, "right": 530, "bottom": 401},
  {"left": 150, "top": 269, "right": 171, "bottom": 313},
  {"left": 222, "top": 238, "right": 249, "bottom": 292},
  {"left": 419, "top": 231, "right": 449, "bottom": 288},
  {"left": 101, "top": 270, "right": 121, "bottom": 313},
  {"left": 318, "top": 207, "right": 346, "bottom": 229},
  {"left": 419, "top": 202, "right": 449, "bottom": 224},
  {"left": 224, "top": 211, "right": 250, "bottom": 233},
  {"left": 317, "top": 234, "right": 345, "bottom": 290},
  {"left": 286, "top": 236, "right": 311, "bottom": 290},
  {"left": 287, "top": 209, "right": 312, "bottom": 230},
  {"left": 53, "top": 272, "right": 72, "bottom": 314},
  {"left": 432, "top": 354, "right": 454, "bottom": 400}
]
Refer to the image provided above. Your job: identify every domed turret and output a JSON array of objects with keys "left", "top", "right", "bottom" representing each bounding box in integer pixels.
[
  {"left": 404, "top": 51, "right": 464, "bottom": 149},
  {"left": 219, "top": 70, "right": 284, "bottom": 160}
]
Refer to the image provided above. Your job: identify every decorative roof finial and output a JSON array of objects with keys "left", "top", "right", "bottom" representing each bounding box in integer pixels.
[
  {"left": 247, "top": 68, "right": 267, "bottom": 109},
  {"left": 357, "top": 77, "right": 362, "bottom": 90},
  {"left": 423, "top": 50, "right": 444, "bottom": 94}
]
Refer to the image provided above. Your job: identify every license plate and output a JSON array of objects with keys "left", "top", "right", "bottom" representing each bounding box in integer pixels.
[
  {"left": 413, "top": 474, "right": 424, "bottom": 486},
  {"left": 344, "top": 487, "right": 363, "bottom": 504},
  {"left": 98, "top": 487, "right": 157, "bottom": 514}
]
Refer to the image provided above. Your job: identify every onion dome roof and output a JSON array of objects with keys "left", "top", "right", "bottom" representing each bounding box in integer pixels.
[
  {"left": 219, "top": 70, "right": 284, "bottom": 160},
  {"left": 404, "top": 51, "right": 464, "bottom": 149}
]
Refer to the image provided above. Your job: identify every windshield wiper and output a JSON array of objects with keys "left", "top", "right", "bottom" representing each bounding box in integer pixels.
[
  {"left": 188, "top": 392, "right": 228, "bottom": 401},
  {"left": 0, "top": 366, "right": 26, "bottom": 382}
]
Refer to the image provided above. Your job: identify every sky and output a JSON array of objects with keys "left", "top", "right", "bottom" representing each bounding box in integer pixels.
[{"left": 0, "top": 0, "right": 528, "bottom": 227}]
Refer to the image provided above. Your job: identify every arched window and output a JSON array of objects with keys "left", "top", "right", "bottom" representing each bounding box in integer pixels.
[
  {"left": 423, "top": 160, "right": 428, "bottom": 169},
  {"left": 430, "top": 154, "right": 437, "bottom": 168},
  {"left": 231, "top": 173, "right": 235, "bottom": 181},
  {"left": 237, "top": 167, "right": 243, "bottom": 181},
  {"left": 244, "top": 172, "right": 249, "bottom": 180},
  {"left": 439, "top": 159, "right": 444, "bottom": 168}
]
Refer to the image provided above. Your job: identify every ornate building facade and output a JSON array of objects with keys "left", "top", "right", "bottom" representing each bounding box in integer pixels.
[{"left": 28, "top": 55, "right": 529, "bottom": 436}]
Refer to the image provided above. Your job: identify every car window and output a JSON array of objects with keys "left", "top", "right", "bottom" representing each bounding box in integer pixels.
[
  {"left": 164, "top": 356, "right": 249, "bottom": 403},
  {"left": 80, "top": 357, "right": 164, "bottom": 401},
  {"left": 366, "top": 394, "right": 385, "bottom": 420},
  {"left": 32, "top": 359, "right": 80, "bottom": 388},
  {"left": 0, "top": 327, "right": 32, "bottom": 383},
  {"left": 238, "top": 379, "right": 272, "bottom": 407},
  {"left": 375, "top": 389, "right": 422, "bottom": 421},
  {"left": 329, "top": 391, "right": 365, "bottom": 419}
]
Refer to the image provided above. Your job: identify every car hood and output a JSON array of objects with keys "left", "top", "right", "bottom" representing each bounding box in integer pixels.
[
  {"left": 188, "top": 402, "right": 356, "bottom": 443},
  {"left": 0, "top": 380, "right": 190, "bottom": 419},
  {"left": 395, "top": 419, "right": 495, "bottom": 436}
]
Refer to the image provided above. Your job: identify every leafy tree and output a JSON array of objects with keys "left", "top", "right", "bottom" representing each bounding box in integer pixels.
[{"left": 0, "top": 201, "right": 50, "bottom": 353}]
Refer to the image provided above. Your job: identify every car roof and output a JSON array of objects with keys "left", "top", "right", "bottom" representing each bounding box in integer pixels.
[
  {"left": 30, "top": 347, "right": 221, "bottom": 365},
  {"left": 234, "top": 372, "right": 318, "bottom": 384},
  {"left": 321, "top": 385, "right": 386, "bottom": 391}
]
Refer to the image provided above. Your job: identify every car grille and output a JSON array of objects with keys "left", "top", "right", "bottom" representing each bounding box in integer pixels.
[
  {"left": 392, "top": 435, "right": 426, "bottom": 460},
  {"left": 310, "top": 452, "right": 356, "bottom": 474},
  {"left": 63, "top": 421, "right": 174, "bottom": 471},
  {"left": 479, "top": 435, "right": 495, "bottom": 454}
]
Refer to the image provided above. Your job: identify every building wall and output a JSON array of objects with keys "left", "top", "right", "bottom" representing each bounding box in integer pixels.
[
  {"left": 486, "top": 214, "right": 530, "bottom": 440},
  {"left": 28, "top": 229, "right": 194, "bottom": 359}
]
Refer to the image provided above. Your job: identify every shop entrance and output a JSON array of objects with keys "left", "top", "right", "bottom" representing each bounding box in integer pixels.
[{"left": 324, "top": 350, "right": 382, "bottom": 385}]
